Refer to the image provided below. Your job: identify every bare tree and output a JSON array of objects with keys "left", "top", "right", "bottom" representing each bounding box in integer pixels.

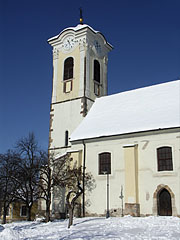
[
  {"left": 14, "top": 132, "right": 45, "bottom": 221},
  {"left": 38, "top": 151, "right": 96, "bottom": 225},
  {"left": 0, "top": 150, "right": 20, "bottom": 224},
  {"left": 66, "top": 170, "right": 95, "bottom": 228},
  {"left": 39, "top": 152, "right": 80, "bottom": 222},
  {"left": 38, "top": 151, "right": 51, "bottom": 222},
  {"left": 66, "top": 171, "right": 83, "bottom": 228}
]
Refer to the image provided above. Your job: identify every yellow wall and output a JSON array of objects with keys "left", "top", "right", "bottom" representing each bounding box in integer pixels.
[
  {"left": 124, "top": 145, "right": 139, "bottom": 203},
  {"left": 68, "top": 150, "right": 83, "bottom": 169},
  {"left": 0, "top": 202, "right": 38, "bottom": 222}
]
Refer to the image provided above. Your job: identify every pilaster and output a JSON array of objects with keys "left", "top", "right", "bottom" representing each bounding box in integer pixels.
[
  {"left": 124, "top": 144, "right": 140, "bottom": 216},
  {"left": 52, "top": 48, "right": 59, "bottom": 103},
  {"left": 79, "top": 43, "right": 86, "bottom": 97}
]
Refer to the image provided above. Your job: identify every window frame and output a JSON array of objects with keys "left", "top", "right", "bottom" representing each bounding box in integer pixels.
[
  {"left": 63, "top": 57, "right": 74, "bottom": 93},
  {"left": 20, "top": 205, "right": 27, "bottom": 217},
  {"left": 93, "top": 59, "right": 101, "bottom": 96},
  {"left": 93, "top": 59, "right": 100, "bottom": 83},
  {"left": 157, "top": 146, "right": 173, "bottom": 172},
  {"left": 98, "top": 152, "right": 111, "bottom": 175},
  {"left": 63, "top": 57, "right": 74, "bottom": 81}
]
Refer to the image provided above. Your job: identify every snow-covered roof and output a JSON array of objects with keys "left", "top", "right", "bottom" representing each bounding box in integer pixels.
[
  {"left": 48, "top": 24, "right": 97, "bottom": 42},
  {"left": 70, "top": 80, "right": 180, "bottom": 142},
  {"left": 62, "top": 24, "right": 99, "bottom": 34},
  {"left": 48, "top": 24, "right": 112, "bottom": 48}
]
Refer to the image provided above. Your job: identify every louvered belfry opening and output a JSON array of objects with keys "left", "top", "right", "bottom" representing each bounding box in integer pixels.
[
  {"left": 94, "top": 60, "right": 100, "bottom": 96},
  {"left": 64, "top": 57, "right": 74, "bottom": 80},
  {"left": 63, "top": 57, "right": 74, "bottom": 93}
]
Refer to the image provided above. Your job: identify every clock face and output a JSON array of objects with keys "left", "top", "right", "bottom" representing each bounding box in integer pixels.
[{"left": 63, "top": 37, "right": 75, "bottom": 50}]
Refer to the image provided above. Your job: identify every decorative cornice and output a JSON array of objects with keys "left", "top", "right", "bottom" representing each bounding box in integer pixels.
[{"left": 53, "top": 48, "right": 59, "bottom": 60}]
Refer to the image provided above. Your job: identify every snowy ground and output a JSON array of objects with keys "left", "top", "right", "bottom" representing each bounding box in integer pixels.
[{"left": 0, "top": 216, "right": 180, "bottom": 240}]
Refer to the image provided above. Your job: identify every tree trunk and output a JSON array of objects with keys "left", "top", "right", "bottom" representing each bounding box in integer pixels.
[
  {"left": 68, "top": 206, "right": 74, "bottom": 228},
  {"left": 27, "top": 205, "right": 32, "bottom": 221},
  {"left": 2, "top": 205, "right": 7, "bottom": 224},
  {"left": 45, "top": 199, "right": 51, "bottom": 222}
]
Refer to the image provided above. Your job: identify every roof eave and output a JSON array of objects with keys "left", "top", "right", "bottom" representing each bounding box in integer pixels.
[{"left": 70, "top": 126, "right": 180, "bottom": 143}]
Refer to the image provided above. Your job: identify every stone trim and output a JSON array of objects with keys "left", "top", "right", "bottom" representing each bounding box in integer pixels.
[
  {"left": 125, "top": 203, "right": 140, "bottom": 217},
  {"left": 51, "top": 96, "right": 94, "bottom": 106},
  {"left": 152, "top": 184, "right": 177, "bottom": 216},
  {"left": 48, "top": 112, "right": 54, "bottom": 149}
]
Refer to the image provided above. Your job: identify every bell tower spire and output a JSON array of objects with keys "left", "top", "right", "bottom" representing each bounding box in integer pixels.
[{"left": 79, "top": 7, "right": 83, "bottom": 24}]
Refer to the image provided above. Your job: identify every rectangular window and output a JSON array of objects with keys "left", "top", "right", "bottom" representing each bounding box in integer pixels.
[
  {"left": 157, "top": 147, "right": 173, "bottom": 171},
  {"left": 21, "top": 205, "right": 27, "bottom": 217},
  {"left": 99, "top": 152, "right": 111, "bottom": 175}
]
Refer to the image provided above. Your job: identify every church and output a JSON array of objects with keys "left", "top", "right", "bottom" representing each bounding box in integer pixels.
[{"left": 47, "top": 18, "right": 180, "bottom": 218}]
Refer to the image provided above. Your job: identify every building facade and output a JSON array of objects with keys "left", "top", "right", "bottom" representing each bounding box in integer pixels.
[
  {"left": 47, "top": 23, "right": 180, "bottom": 217},
  {"left": 71, "top": 128, "right": 180, "bottom": 217},
  {"left": 0, "top": 202, "right": 37, "bottom": 222}
]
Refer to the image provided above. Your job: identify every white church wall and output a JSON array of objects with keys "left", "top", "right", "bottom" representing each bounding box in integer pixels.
[
  {"left": 138, "top": 130, "right": 180, "bottom": 216},
  {"left": 50, "top": 99, "right": 84, "bottom": 154},
  {"left": 71, "top": 128, "right": 180, "bottom": 216}
]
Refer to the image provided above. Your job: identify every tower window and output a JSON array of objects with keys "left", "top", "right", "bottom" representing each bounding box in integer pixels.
[
  {"left": 65, "top": 130, "right": 69, "bottom": 147},
  {"left": 63, "top": 57, "right": 74, "bottom": 93},
  {"left": 157, "top": 147, "right": 173, "bottom": 171},
  {"left": 63, "top": 57, "right": 74, "bottom": 80},
  {"left": 94, "top": 60, "right": 100, "bottom": 83},
  {"left": 99, "top": 152, "right": 111, "bottom": 175},
  {"left": 94, "top": 60, "right": 100, "bottom": 96}
]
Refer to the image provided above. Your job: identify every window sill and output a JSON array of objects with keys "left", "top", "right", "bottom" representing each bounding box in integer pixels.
[
  {"left": 96, "top": 174, "right": 113, "bottom": 179},
  {"left": 62, "top": 78, "right": 74, "bottom": 82},
  {"left": 153, "top": 171, "right": 177, "bottom": 177}
]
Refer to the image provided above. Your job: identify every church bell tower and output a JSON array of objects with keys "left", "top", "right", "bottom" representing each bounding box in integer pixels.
[{"left": 48, "top": 18, "right": 112, "bottom": 155}]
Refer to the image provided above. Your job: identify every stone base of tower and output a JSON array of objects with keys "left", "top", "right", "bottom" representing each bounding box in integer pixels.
[{"left": 125, "top": 203, "right": 140, "bottom": 217}]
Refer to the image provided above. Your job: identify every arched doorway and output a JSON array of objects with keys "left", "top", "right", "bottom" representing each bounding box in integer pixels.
[{"left": 157, "top": 188, "right": 172, "bottom": 216}]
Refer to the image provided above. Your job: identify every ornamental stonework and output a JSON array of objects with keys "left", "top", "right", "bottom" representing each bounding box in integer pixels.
[{"left": 53, "top": 49, "right": 59, "bottom": 60}]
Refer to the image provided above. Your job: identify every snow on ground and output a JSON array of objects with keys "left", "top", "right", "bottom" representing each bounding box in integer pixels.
[{"left": 0, "top": 216, "right": 180, "bottom": 240}]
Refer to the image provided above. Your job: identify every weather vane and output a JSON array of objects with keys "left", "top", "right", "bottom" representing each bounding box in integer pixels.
[{"left": 79, "top": 7, "right": 83, "bottom": 24}]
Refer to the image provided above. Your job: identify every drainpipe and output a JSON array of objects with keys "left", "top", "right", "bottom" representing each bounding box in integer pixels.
[{"left": 82, "top": 140, "right": 86, "bottom": 217}]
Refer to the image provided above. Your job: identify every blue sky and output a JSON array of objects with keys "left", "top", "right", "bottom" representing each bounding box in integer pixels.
[{"left": 1, "top": 0, "right": 180, "bottom": 152}]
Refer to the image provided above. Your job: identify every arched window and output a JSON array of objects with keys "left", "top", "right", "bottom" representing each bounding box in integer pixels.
[
  {"left": 99, "top": 152, "right": 111, "bottom": 175},
  {"left": 65, "top": 130, "right": 69, "bottom": 147},
  {"left": 63, "top": 57, "right": 74, "bottom": 80},
  {"left": 94, "top": 60, "right": 100, "bottom": 83},
  {"left": 157, "top": 147, "right": 173, "bottom": 171}
]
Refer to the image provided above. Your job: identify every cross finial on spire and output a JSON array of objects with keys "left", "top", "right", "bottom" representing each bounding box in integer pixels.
[{"left": 79, "top": 7, "right": 83, "bottom": 24}]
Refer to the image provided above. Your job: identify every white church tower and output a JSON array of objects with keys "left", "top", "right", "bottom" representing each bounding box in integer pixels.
[{"left": 48, "top": 15, "right": 112, "bottom": 156}]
